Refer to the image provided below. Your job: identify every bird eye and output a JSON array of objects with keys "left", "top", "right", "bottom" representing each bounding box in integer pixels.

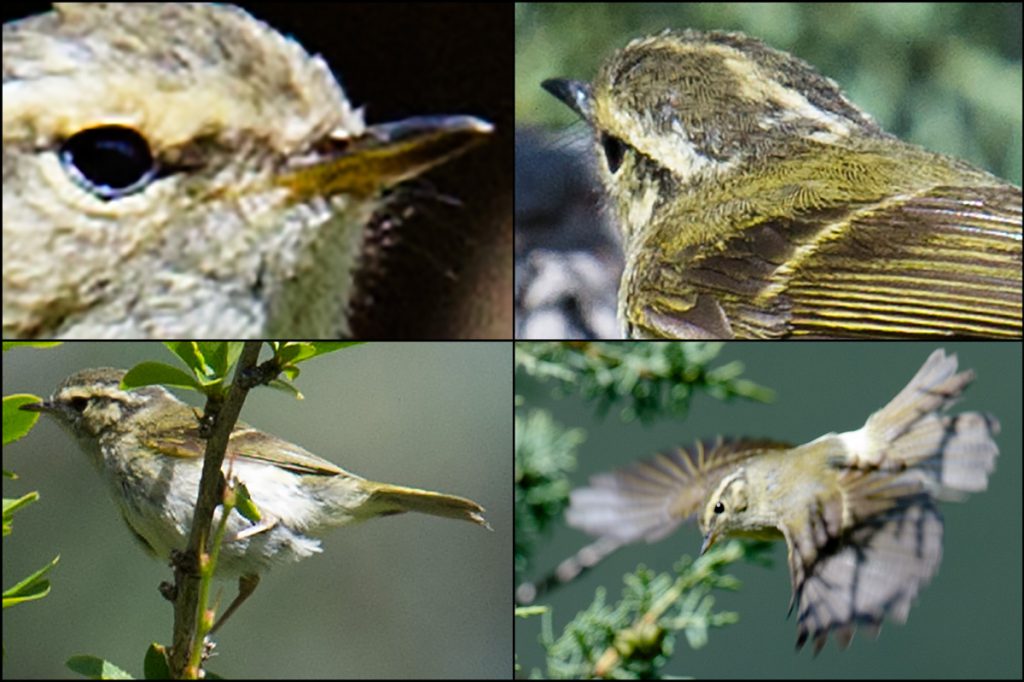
[
  {"left": 599, "top": 132, "right": 627, "bottom": 174},
  {"left": 59, "top": 125, "right": 158, "bottom": 200},
  {"left": 714, "top": 501, "right": 725, "bottom": 514},
  {"left": 68, "top": 396, "right": 89, "bottom": 413}
]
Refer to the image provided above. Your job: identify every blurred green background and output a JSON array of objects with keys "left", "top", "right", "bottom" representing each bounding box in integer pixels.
[
  {"left": 3, "top": 343, "right": 510, "bottom": 679},
  {"left": 517, "top": 2, "right": 1022, "bottom": 185},
  {"left": 516, "top": 342, "right": 1022, "bottom": 678}
]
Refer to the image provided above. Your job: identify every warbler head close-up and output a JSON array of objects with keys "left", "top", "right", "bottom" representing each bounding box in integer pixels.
[
  {"left": 542, "top": 29, "right": 1022, "bottom": 339},
  {"left": 2, "top": 3, "right": 496, "bottom": 339}
]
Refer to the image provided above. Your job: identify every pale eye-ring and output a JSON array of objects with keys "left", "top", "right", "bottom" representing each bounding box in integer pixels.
[
  {"left": 59, "top": 125, "right": 158, "bottom": 200},
  {"left": 714, "top": 501, "right": 725, "bottom": 514}
]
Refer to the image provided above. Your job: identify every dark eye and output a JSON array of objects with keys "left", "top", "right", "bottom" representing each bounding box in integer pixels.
[
  {"left": 60, "top": 125, "right": 157, "bottom": 200},
  {"left": 714, "top": 501, "right": 725, "bottom": 514},
  {"left": 68, "top": 396, "right": 89, "bottom": 413},
  {"left": 599, "top": 132, "right": 627, "bottom": 174}
]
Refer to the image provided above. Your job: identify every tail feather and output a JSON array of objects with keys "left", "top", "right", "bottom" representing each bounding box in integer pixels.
[
  {"left": 844, "top": 349, "right": 999, "bottom": 497},
  {"left": 364, "top": 482, "right": 491, "bottom": 529},
  {"left": 866, "top": 349, "right": 971, "bottom": 448}
]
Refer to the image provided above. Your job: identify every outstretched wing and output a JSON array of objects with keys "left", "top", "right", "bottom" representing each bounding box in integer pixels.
[
  {"left": 783, "top": 349, "right": 999, "bottom": 653},
  {"left": 512, "top": 438, "right": 791, "bottom": 604},
  {"left": 785, "top": 484, "right": 943, "bottom": 654},
  {"left": 567, "top": 437, "right": 791, "bottom": 544}
]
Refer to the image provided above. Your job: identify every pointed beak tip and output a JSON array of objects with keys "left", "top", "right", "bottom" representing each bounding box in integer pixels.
[
  {"left": 371, "top": 114, "right": 493, "bottom": 142},
  {"left": 456, "top": 116, "right": 494, "bottom": 136},
  {"left": 282, "top": 113, "right": 492, "bottom": 198}
]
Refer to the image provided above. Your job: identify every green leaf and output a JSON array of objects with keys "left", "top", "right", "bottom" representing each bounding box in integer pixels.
[
  {"left": 305, "top": 341, "right": 365, "bottom": 356},
  {"left": 162, "top": 342, "right": 246, "bottom": 391},
  {"left": 3, "top": 490, "right": 40, "bottom": 521},
  {"left": 194, "top": 342, "right": 244, "bottom": 379},
  {"left": 266, "top": 378, "right": 304, "bottom": 400},
  {"left": 272, "top": 342, "right": 306, "bottom": 365},
  {"left": 222, "top": 342, "right": 244, "bottom": 377},
  {"left": 143, "top": 643, "right": 171, "bottom": 680},
  {"left": 66, "top": 655, "right": 134, "bottom": 679},
  {"left": 2, "top": 554, "right": 58, "bottom": 608},
  {"left": 273, "top": 341, "right": 364, "bottom": 365},
  {"left": 2, "top": 341, "right": 62, "bottom": 351},
  {"left": 233, "top": 482, "right": 262, "bottom": 524},
  {"left": 122, "top": 362, "right": 200, "bottom": 392},
  {"left": 163, "top": 342, "right": 205, "bottom": 376},
  {"left": 3, "top": 394, "right": 43, "bottom": 445}
]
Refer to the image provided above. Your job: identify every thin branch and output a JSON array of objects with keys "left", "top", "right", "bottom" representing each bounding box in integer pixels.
[{"left": 169, "top": 341, "right": 262, "bottom": 678}]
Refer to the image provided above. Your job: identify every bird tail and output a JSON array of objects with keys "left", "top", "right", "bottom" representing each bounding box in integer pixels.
[
  {"left": 844, "top": 348, "right": 999, "bottom": 497},
  {"left": 359, "top": 481, "right": 491, "bottom": 529}
]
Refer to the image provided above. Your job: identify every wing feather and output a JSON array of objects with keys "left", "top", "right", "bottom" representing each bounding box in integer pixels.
[
  {"left": 566, "top": 437, "right": 791, "bottom": 544},
  {"left": 628, "top": 183, "right": 1022, "bottom": 339}
]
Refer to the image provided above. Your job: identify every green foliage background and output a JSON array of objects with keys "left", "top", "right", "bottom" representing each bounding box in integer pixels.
[{"left": 517, "top": 2, "right": 1022, "bottom": 185}]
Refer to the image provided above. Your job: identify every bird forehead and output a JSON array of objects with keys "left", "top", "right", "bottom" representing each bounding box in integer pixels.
[{"left": 601, "top": 34, "right": 847, "bottom": 135}]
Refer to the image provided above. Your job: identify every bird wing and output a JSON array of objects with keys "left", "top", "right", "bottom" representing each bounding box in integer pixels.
[
  {"left": 515, "top": 437, "right": 790, "bottom": 604},
  {"left": 783, "top": 184, "right": 1021, "bottom": 338},
  {"left": 783, "top": 472, "right": 943, "bottom": 655},
  {"left": 145, "top": 420, "right": 356, "bottom": 478},
  {"left": 566, "top": 437, "right": 792, "bottom": 544},
  {"left": 781, "top": 348, "right": 999, "bottom": 653},
  {"left": 626, "top": 183, "right": 1022, "bottom": 339}
]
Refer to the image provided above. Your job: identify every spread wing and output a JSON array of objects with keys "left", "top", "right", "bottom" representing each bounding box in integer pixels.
[
  {"left": 513, "top": 438, "right": 791, "bottom": 604},
  {"left": 784, "top": 474, "right": 943, "bottom": 654},
  {"left": 567, "top": 437, "right": 792, "bottom": 544},
  {"left": 781, "top": 349, "right": 999, "bottom": 653},
  {"left": 627, "top": 183, "right": 1022, "bottom": 339}
]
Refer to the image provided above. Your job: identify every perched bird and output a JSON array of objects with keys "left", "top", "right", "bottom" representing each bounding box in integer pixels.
[
  {"left": 543, "top": 30, "right": 1022, "bottom": 338},
  {"left": 2, "top": 3, "right": 491, "bottom": 338},
  {"left": 535, "top": 349, "right": 999, "bottom": 653}
]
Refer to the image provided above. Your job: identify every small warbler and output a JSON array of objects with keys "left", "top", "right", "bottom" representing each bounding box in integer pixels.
[
  {"left": 543, "top": 30, "right": 1022, "bottom": 339},
  {"left": 2, "top": 3, "right": 491, "bottom": 338},
  {"left": 561, "top": 349, "right": 998, "bottom": 652},
  {"left": 21, "top": 367, "right": 489, "bottom": 625}
]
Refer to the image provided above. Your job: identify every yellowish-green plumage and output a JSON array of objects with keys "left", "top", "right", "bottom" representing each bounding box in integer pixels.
[{"left": 544, "top": 30, "right": 1022, "bottom": 338}]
